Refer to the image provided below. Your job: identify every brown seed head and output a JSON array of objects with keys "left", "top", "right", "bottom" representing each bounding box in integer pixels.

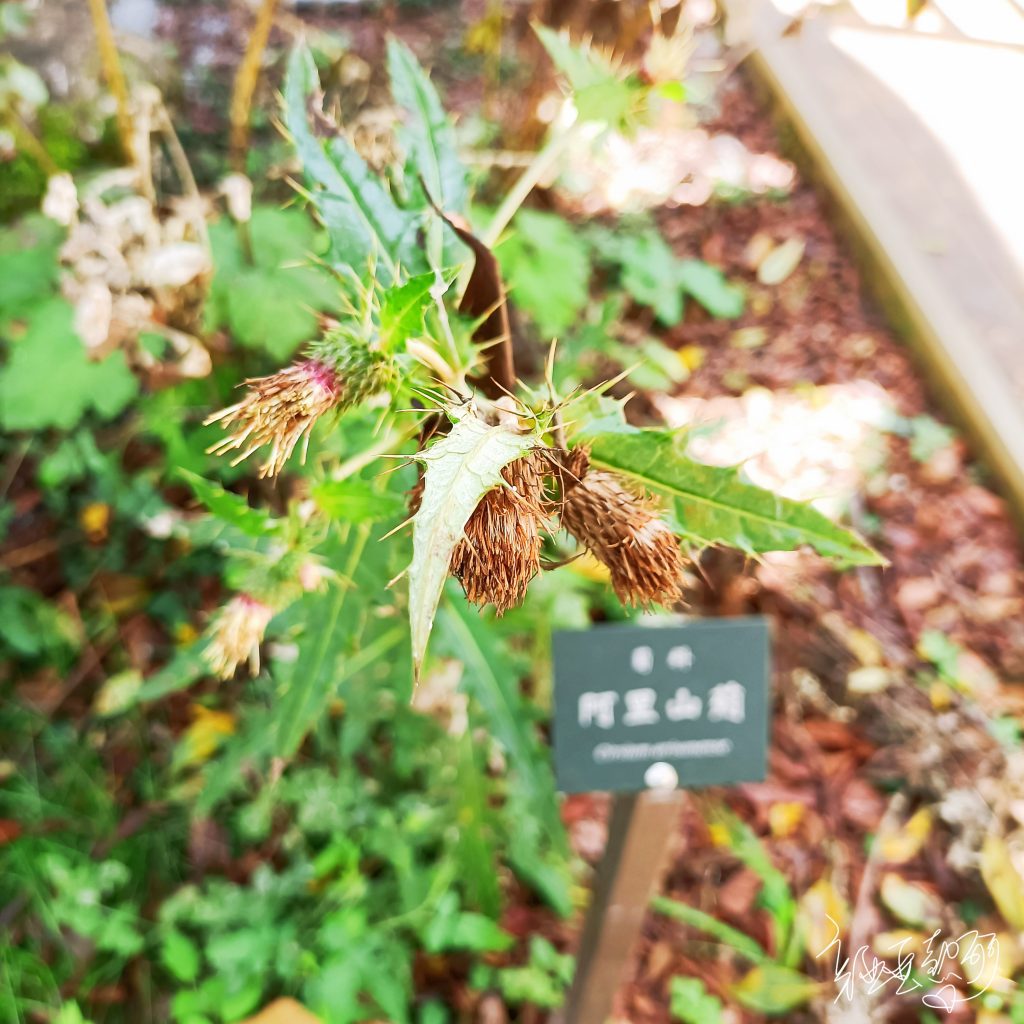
[
  {"left": 451, "top": 450, "right": 550, "bottom": 615},
  {"left": 205, "top": 359, "right": 341, "bottom": 478},
  {"left": 560, "top": 461, "right": 684, "bottom": 607},
  {"left": 205, "top": 593, "right": 275, "bottom": 679}
]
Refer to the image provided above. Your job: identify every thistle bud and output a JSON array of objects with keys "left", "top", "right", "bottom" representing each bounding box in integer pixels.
[
  {"left": 206, "top": 325, "right": 394, "bottom": 478},
  {"left": 560, "top": 455, "right": 685, "bottom": 607},
  {"left": 204, "top": 593, "right": 275, "bottom": 679},
  {"left": 451, "top": 450, "right": 550, "bottom": 615},
  {"left": 205, "top": 359, "right": 342, "bottom": 478}
]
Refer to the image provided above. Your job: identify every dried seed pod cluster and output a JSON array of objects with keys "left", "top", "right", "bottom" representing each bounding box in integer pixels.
[
  {"left": 451, "top": 450, "right": 550, "bottom": 615},
  {"left": 419, "top": 442, "right": 685, "bottom": 616},
  {"left": 558, "top": 448, "right": 686, "bottom": 608}
]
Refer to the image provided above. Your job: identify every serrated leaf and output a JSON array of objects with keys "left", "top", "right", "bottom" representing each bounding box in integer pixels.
[
  {"left": 0, "top": 298, "right": 137, "bottom": 431},
  {"left": 378, "top": 271, "right": 436, "bottom": 351},
  {"left": 180, "top": 471, "right": 279, "bottom": 539},
  {"left": 311, "top": 478, "right": 407, "bottom": 521},
  {"left": 284, "top": 44, "right": 421, "bottom": 283},
  {"left": 409, "top": 414, "right": 537, "bottom": 675},
  {"left": 386, "top": 37, "right": 467, "bottom": 216},
  {"left": 583, "top": 426, "right": 881, "bottom": 567}
]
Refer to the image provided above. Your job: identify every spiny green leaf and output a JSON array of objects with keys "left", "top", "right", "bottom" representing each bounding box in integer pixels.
[
  {"left": 284, "top": 44, "right": 421, "bottom": 283},
  {"left": 583, "top": 425, "right": 882, "bottom": 567},
  {"left": 378, "top": 271, "right": 436, "bottom": 351},
  {"left": 409, "top": 413, "right": 537, "bottom": 675},
  {"left": 386, "top": 37, "right": 467, "bottom": 216},
  {"left": 533, "top": 23, "right": 642, "bottom": 129}
]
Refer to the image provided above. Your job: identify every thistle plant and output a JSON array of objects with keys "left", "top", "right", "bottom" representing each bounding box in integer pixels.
[{"left": 197, "top": 30, "right": 880, "bottom": 699}]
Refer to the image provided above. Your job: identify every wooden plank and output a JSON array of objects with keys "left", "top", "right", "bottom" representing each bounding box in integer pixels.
[
  {"left": 723, "top": 0, "right": 1024, "bottom": 520},
  {"left": 554, "top": 790, "right": 685, "bottom": 1024}
]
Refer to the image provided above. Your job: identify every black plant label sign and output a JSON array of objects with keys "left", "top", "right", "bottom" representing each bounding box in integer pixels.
[{"left": 552, "top": 618, "right": 771, "bottom": 794}]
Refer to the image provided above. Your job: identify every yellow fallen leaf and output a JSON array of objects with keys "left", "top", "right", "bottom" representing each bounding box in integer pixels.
[
  {"left": 798, "top": 877, "right": 849, "bottom": 957},
  {"left": 961, "top": 931, "right": 1019, "bottom": 996},
  {"left": 242, "top": 998, "right": 322, "bottom": 1024},
  {"left": 708, "top": 823, "right": 730, "bottom": 847},
  {"left": 879, "top": 873, "right": 942, "bottom": 928},
  {"left": 94, "top": 669, "right": 143, "bottom": 717},
  {"left": 879, "top": 807, "right": 933, "bottom": 864},
  {"left": 677, "top": 345, "right": 705, "bottom": 372},
  {"left": 981, "top": 835, "right": 1024, "bottom": 931},
  {"left": 80, "top": 501, "right": 110, "bottom": 542},
  {"left": 769, "top": 801, "right": 805, "bottom": 839},
  {"left": 929, "top": 680, "right": 953, "bottom": 710},
  {"left": 567, "top": 551, "right": 610, "bottom": 584},
  {"left": 176, "top": 706, "right": 236, "bottom": 768}
]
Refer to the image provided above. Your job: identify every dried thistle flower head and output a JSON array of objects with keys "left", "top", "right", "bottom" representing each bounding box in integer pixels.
[
  {"left": 451, "top": 450, "right": 551, "bottom": 615},
  {"left": 205, "top": 593, "right": 275, "bottom": 679},
  {"left": 205, "top": 359, "right": 342, "bottom": 477},
  {"left": 560, "top": 455, "right": 685, "bottom": 607}
]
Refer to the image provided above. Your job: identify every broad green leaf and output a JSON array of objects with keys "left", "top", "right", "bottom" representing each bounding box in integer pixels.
[
  {"left": 732, "top": 965, "right": 820, "bottom": 1015},
  {"left": 0, "top": 298, "right": 137, "bottom": 430},
  {"left": 0, "top": 213, "right": 62, "bottom": 320},
  {"left": 284, "top": 44, "right": 421, "bottom": 283},
  {"left": 590, "top": 226, "right": 683, "bottom": 325},
  {"left": 409, "top": 414, "right": 537, "bottom": 675},
  {"left": 162, "top": 928, "right": 201, "bottom": 983},
  {"left": 677, "top": 259, "right": 745, "bottom": 319},
  {"left": 386, "top": 37, "right": 468, "bottom": 216},
  {"left": 583, "top": 426, "right": 881, "bottom": 567},
  {"left": 670, "top": 977, "right": 724, "bottom": 1024},
  {"left": 497, "top": 209, "right": 592, "bottom": 337},
  {"left": 205, "top": 206, "right": 340, "bottom": 359}
]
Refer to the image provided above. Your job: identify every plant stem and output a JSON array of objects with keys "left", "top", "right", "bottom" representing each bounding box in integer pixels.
[
  {"left": 86, "top": 0, "right": 135, "bottom": 168},
  {"left": 5, "top": 110, "right": 57, "bottom": 175},
  {"left": 229, "top": 0, "right": 279, "bottom": 172},
  {"left": 480, "top": 111, "right": 580, "bottom": 248}
]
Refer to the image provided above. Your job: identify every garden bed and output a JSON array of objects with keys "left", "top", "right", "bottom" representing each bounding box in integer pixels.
[{"left": 3, "top": 4, "right": 1024, "bottom": 1024}]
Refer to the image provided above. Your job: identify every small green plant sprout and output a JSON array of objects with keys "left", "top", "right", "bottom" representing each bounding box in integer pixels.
[{"left": 201, "top": 35, "right": 882, "bottom": 682}]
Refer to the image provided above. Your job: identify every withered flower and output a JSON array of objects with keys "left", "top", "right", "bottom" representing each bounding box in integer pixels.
[
  {"left": 204, "top": 593, "right": 275, "bottom": 680},
  {"left": 451, "top": 450, "right": 550, "bottom": 615},
  {"left": 560, "top": 451, "right": 685, "bottom": 607},
  {"left": 205, "top": 359, "right": 342, "bottom": 478}
]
